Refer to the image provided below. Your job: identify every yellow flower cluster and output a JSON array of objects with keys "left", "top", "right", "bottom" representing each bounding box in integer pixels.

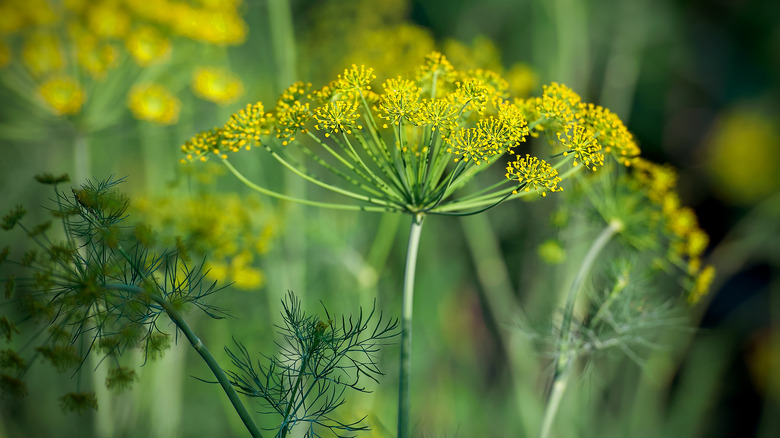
[
  {"left": 132, "top": 192, "right": 275, "bottom": 291},
  {"left": 519, "top": 83, "right": 641, "bottom": 169},
  {"left": 0, "top": 0, "right": 247, "bottom": 120},
  {"left": 630, "top": 158, "right": 714, "bottom": 303},
  {"left": 505, "top": 155, "right": 563, "bottom": 196}
]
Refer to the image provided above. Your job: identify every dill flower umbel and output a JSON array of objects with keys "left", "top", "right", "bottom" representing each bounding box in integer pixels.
[{"left": 180, "top": 52, "right": 640, "bottom": 215}]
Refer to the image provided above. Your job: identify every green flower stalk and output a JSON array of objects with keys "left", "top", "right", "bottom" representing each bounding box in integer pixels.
[{"left": 179, "top": 51, "right": 644, "bottom": 436}]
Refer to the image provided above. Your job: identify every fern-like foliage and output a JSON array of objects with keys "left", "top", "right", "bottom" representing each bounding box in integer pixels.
[{"left": 226, "top": 292, "right": 399, "bottom": 437}]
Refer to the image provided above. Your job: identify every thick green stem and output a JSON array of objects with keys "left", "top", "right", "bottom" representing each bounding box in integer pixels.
[
  {"left": 538, "top": 220, "right": 622, "bottom": 438},
  {"left": 397, "top": 214, "right": 424, "bottom": 438}
]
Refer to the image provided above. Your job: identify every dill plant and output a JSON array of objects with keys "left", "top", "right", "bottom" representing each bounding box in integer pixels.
[
  {"left": 0, "top": 175, "right": 399, "bottom": 438},
  {"left": 178, "top": 51, "right": 659, "bottom": 436}
]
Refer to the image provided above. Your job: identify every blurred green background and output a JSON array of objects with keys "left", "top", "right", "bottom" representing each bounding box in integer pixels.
[{"left": 1, "top": 0, "right": 779, "bottom": 436}]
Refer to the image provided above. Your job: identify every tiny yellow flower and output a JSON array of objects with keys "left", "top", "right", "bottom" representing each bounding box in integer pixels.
[
  {"left": 505, "top": 154, "right": 563, "bottom": 196},
  {"left": 313, "top": 101, "right": 363, "bottom": 136},
  {"left": 453, "top": 77, "right": 489, "bottom": 113},
  {"left": 557, "top": 124, "right": 605, "bottom": 171},
  {"left": 180, "top": 127, "right": 224, "bottom": 163},
  {"left": 126, "top": 25, "right": 172, "bottom": 66},
  {"left": 39, "top": 76, "right": 85, "bottom": 116},
  {"left": 416, "top": 51, "right": 456, "bottom": 85},
  {"left": 275, "top": 100, "right": 311, "bottom": 144},
  {"left": 127, "top": 83, "right": 181, "bottom": 125},
  {"left": 417, "top": 97, "right": 459, "bottom": 133},
  {"left": 337, "top": 64, "right": 376, "bottom": 94},
  {"left": 191, "top": 67, "right": 245, "bottom": 105},
  {"left": 377, "top": 77, "right": 421, "bottom": 124},
  {"left": 538, "top": 82, "right": 582, "bottom": 125},
  {"left": 446, "top": 128, "right": 492, "bottom": 164},
  {"left": 222, "top": 102, "right": 272, "bottom": 151}
]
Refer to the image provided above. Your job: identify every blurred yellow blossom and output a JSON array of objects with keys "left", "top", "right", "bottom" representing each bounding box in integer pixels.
[
  {"left": 706, "top": 107, "right": 780, "bottom": 204},
  {"left": 127, "top": 83, "right": 181, "bottom": 125},
  {"left": 75, "top": 37, "right": 118, "bottom": 79},
  {"left": 21, "top": 32, "right": 65, "bottom": 77},
  {"left": 0, "top": 2, "right": 25, "bottom": 34},
  {"left": 133, "top": 192, "right": 275, "bottom": 291},
  {"left": 125, "top": 25, "right": 171, "bottom": 66},
  {"left": 505, "top": 63, "right": 538, "bottom": 98},
  {"left": 86, "top": 3, "right": 131, "bottom": 38},
  {"left": 192, "top": 67, "right": 245, "bottom": 105},
  {"left": 39, "top": 76, "right": 85, "bottom": 115}
]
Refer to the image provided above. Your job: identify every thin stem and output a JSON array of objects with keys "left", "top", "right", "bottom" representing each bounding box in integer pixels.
[
  {"left": 222, "top": 159, "right": 397, "bottom": 213},
  {"left": 397, "top": 214, "right": 424, "bottom": 438},
  {"left": 558, "top": 220, "right": 622, "bottom": 346},
  {"left": 538, "top": 219, "right": 622, "bottom": 438},
  {"left": 105, "top": 284, "right": 264, "bottom": 438},
  {"left": 538, "top": 357, "right": 572, "bottom": 438}
]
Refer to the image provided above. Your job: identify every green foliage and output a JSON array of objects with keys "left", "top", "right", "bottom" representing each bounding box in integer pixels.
[
  {"left": 226, "top": 292, "right": 399, "bottom": 437},
  {"left": 0, "top": 176, "right": 225, "bottom": 406}
]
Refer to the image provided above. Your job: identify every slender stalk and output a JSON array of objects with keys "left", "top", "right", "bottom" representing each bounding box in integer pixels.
[
  {"left": 538, "top": 356, "right": 572, "bottom": 438},
  {"left": 538, "top": 219, "right": 622, "bottom": 438},
  {"left": 397, "top": 213, "right": 424, "bottom": 438},
  {"left": 104, "top": 284, "right": 263, "bottom": 438}
]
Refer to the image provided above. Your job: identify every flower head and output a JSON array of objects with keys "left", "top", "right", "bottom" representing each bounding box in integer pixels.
[
  {"left": 39, "top": 77, "right": 85, "bottom": 115},
  {"left": 557, "top": 124, "right": 605, "bottom": 171},
  {"left": 336, "top": 64, "right": 376, "bottom": 94},
  {"left": 222, "top": 102, "right": 272, "bottom": 152},
  {"left": 127, "top": 83, "right": 180, "bottom": 125},
  {"left": 505, "top": 154, "right": 563, "bottom": 196},
  {"left": 125, "top": 25, "right": 171, "bottom": 66},
  {"left": 22, "top": 32, "right": 65, "bottom": 77},
  {"left": 314, "top": 101, "right": 363, "bottom": 137},
  {"left": 377, "top": 77, "right": 421, "bottom": 125},
  {"left": 192, "top": 67, "right": 244, "bottom": 105}
]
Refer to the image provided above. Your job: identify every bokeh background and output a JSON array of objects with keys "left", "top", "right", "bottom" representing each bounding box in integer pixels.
[{"left": 1, "top": 0, "right": 779, "bottom": 436}]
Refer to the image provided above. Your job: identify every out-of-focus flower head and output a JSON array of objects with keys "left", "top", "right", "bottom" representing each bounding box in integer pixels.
[
  {"left": 704, "top": 106, "right": 780, "bottom": 205},
  {"left": 0, "top": 0, "right": 248, "bottom": 124}
]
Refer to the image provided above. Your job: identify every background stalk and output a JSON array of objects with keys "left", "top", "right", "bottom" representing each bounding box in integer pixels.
[
  {"left": 397, "top": 213, "right": 424, "bottom": 438},
  {"left": 539, "top": 220, "right": 622, "bottom": 438}
]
